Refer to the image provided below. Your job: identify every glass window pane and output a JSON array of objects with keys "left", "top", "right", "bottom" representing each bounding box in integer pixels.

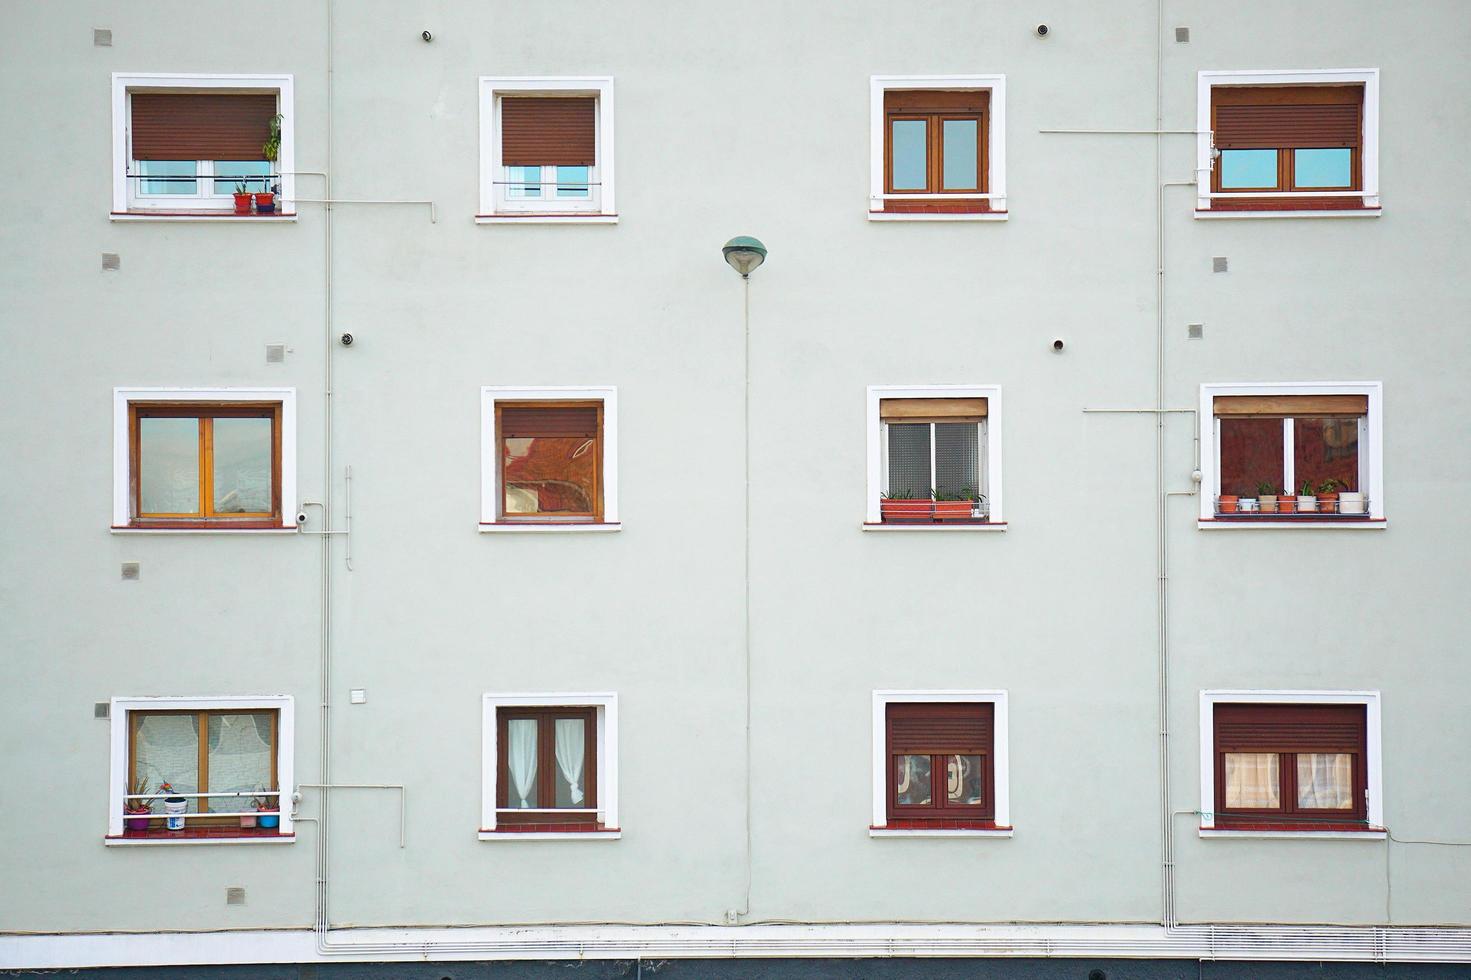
[
  {"left": 885, "top": 423, "right": 931, "bottom": 499},
  {"left": 139, "top": 417, "right": 200, "bottom": 515},
  {"left": 947, "top": 754, "right": 983, "bottom": 805},
  {"left": 206, "top": 713, "right": 274, "bottom": 813},
  {"left": 506, "top": 165, "right": 542, "bottom": 198},
  {"left": 556, "top": 165, "right": 590, "bottom": 199},
  {"left": 502, "top": 436, "right": 598, "bottom": 515},
  {"left": 505, "top": 718, "right": 539, "bottom": 808},
  {"left": 1224, "top": 752, "right": 1280, "bottom": 808},
  {"left": 1293, "top": 416, "right": 1359, "bottom": 497},
  {"left": 1297, "top": 754, "right": 1354, "bottom": 809},
  {"left": 890, "top": 119, "right": 927, "bottom": 190},
  {"left": 1219, "top": 149, "right": 1278, "bottom": 189},
  {"left": 934, "top": 422, "right": 980, "bottom": 500},
  {"left": 1218, "top": 417, "right": 1283, "bottom": 498},
  {"left": 212, "top": 417, "right": 273, "bottom": 514},
  {"left": 213, "top": 160, "right": 272, "bottom": 196},
  {"left": 553, "top": 717, "right": 587, "bottom": 807},
  {"left": 134, "top": 714, "right": 200, "bottom": 806},
  {"left": 1294, "top": 148, "right": 1352, "bottom": 188},
  {"left": 942, "top": 119, "right": 978, "bottom": 190},
  {"left": 895, "top": 755, "right": 932, "bottom": 806},
  {"left": 138, "top": 159, "right": 197, "bottom": 195}
]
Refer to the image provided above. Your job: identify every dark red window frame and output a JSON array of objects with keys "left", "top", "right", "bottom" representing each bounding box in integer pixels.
[
  {"left": 884, "top": 701, "right": 995, "bottom": 825},
  {"left": 1213, "top": 702, "right": 1369, "bottom": 829},
  {"left": 495, "top": 706, "right": 599, "bottom": 829}
]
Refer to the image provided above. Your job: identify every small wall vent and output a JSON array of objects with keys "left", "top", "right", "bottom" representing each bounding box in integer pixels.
[
  {"left": 94, "top": 29, "right": 113, "bottom": 46},
  {"left": 266, "top": 344, "right": 286, "bottom": 363},
  {"left": 226, "top": 887, "right": 246, "bottom": 906},
  {"left": 1174, "top": 27, "right": 1190, "bottom": 42},
  {"left": 120, "top": 562, "right": 140, "bottom": 580},
  {"left": 95, "top": 702, "right": 110, "bottom": 719},
  {"left": 102, "top": 253, "right": 120, "bottom": 271},
  {"left": 1212, "top": 256, "right": 1228, "bottom": 273},
  {"left": 1188, "top": 323, "right": 1204, "bottom": 339}
]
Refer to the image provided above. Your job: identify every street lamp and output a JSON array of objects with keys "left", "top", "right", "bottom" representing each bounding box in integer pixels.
[{"left": 722, "top": 236, "right": 767, "bottom": 278}]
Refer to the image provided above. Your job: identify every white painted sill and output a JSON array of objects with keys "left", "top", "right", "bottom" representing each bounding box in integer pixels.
[
  {"left": 478, "top": 830, "right": 621, "bottom": 841},
  {"left": 870, "top": 828, "right": 1014, "bottom": 839},
  {"left": 1197, "top": 520, "right": 1385, "bottom": 531},
  {"left": 111, "top": 526, "right": 300, "bottom": 535},
  {"left": 104, "top": 835, "right": 295, "bottom": 847},
  {"left": 862, "top": 522, "right": 1007, "bottom": 532},
  {"left": 868, "top": 211, "right": 1008, "bottom": 223},
  {"left": 475, "top": 214, "right": 618, "bottom": 225},
  {"left": 1194, "top": 209, "right": 1381, "bottom": 221},
  {"left": 110, "top": 212, "right": 298, "bottom": 223},
  {"left": 479, "top": 522, "right": 622, "bottom": 534},
  {"left": 1199, "top": 830, "right": 1386, "bottom": 841}
]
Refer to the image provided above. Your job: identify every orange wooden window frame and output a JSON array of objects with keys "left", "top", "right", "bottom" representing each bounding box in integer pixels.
[
  {"left": 494, "top": 400, "right": 604, "bottom": 523},
  {"left": 128, "top": 402, "right": 282, "bottom": 526},
  {"left": 128, "top": 709, "right": 279, "bottom": 827},
  {"left": 1210, "top": 85, "right": 1363, "bottom": 198},
  {"left": 883, "top": 90, "right": 989, "bottom": 212}
]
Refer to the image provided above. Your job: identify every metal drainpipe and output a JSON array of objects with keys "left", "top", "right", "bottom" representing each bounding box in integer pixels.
[{"left": 317, "top": 0, "right": 335, "bottom": 942}]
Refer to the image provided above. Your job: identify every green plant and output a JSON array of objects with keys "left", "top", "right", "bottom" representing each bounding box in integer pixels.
[
  {"left": 1318, "top": 478, "right": 1343, "bottom": 495},
  {"left": 881, "top": 490, "right": 919, "bottom": 500},
  {"left": 261, "top": 114, "right": 283, "bottom": 162},
  {"left": 234, "top": 180, "right": 252, "bottom": 196},
  {"left": 1299, "top": 479, "right": 1315, "bottom": 497},
  {"left": 251, "top": 787, "right": 276, "bottom": 812},
  {"left": 932, "top": 487, "right": 980, "bottom": 502},
  {"left": 1256, "top": 481, "right": 1278, "bottom": 496},
  {"left": 126, "top": 778, "right": 159, "bottom": 812}
]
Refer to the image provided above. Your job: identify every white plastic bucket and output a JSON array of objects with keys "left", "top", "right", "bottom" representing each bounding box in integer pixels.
[{"left": 164, "top": 797, "right": 188, "bottom": 831}]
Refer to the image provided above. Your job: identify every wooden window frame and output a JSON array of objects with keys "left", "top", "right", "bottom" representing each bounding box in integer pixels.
[
  {"left": 127, "top": 709, "right": 280, "bottom": 829},
  {"left": 866, "top": 385, "right": 1004, "bottom": 527},
  {"left": 1212, "top": 704, "right": 1368, "bottom": 826},
  {"left": 127, "top": 401, "right": 283, "bottom": 528},
  {"left": 871, "top": 691, "right": 1010, "bottom": 834},
  {"left": 882, "top": 92, "right": 989, "bottom": 212},
  {"left": 1209, "top": 85, "right": 1363, "bottom": 208},
  {"left": 494, "top": 706, "right": 598, "bottom": 826},
  {"left": 493, "top": 400, "right": 604, "bottom": 523},
  {"left": 869, "top": 76, "right": 1006, "bottom": 219},
  {"left": 884, "top": 702, "right": 995, "bottom": 823}
]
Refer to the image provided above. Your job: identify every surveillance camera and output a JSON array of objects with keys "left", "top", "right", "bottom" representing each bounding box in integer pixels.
[
  {"left": 1051, "top": 338, "right": 1065, "bottom": 352},
  {"left": 421, "top": 29, "right": 433, "bottom": 42},
  {"left": 1035, "top": 23, "right": 1050, "bottom": 37},
  {"left": 296, "top": 512, "right": 309, "bottom": 526},
  {"left": 340, "top": 332, "right": 354, "bottom": 347}
]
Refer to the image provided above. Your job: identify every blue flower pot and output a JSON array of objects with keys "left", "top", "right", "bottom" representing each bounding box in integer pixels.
[{"left": 257, "top": 813, "right": 279, "bottom": 829}]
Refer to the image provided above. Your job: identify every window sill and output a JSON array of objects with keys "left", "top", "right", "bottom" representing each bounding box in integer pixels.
[
  {"left": 479, "top": 522, "right": 621, "bottom": 534},
  {"left": 870, "top": 824, "right": 1013, "bottom": 838},
  {"left": 1194, "top": 208, "right": 1380, "bottom": 220},
  {"left": 110, "top": 211, "right": 298, "bottom": 223},
  {"left": 111, "top": 525, "right": 299, "bottom": 534},
  {"left": 868, "top": 211, "right": 1008, "bottom": 223},
  {"left": 862, "top": 522, "right": 1006, "bottom": 532},
  {"left": 1200, "top": 826, "right": 1385, "bottom": 841},
  {"left": 105, "top": 832, "right": 294, "bottom": 846},
  {"left": 1197, "top": 518, "right": 1385, "bottom": 531},
  {"left": 479, "top": 828, "right": 621, "bottom": 841},
  {"left": 475, "top": 214, "right": 619, "bottom": 225}
]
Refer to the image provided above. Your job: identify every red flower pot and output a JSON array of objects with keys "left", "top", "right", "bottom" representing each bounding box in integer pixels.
[
  {"left": 880, "top": 498, "right": 931, "bottom": 522},
  {"left": 233, "top": 193, "right": 253, "bottom": 215},
  {"left": 1218, "top": 495, "right": 1239, "bottom": 514},
  {"left": 254, "top": 192, "right": 276, "bottom": 214},
  {"left": 932, "top": 500, "right": 977, "bottom": 520}
]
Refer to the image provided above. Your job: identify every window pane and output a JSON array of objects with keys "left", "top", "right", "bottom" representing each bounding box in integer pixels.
[
  {"left": 556, "top": 165, "right": 590, "bottom": 199},
  {"left": 553, "top": 717, "right": 587, "bottom": 807},
  {"left": 947, "top": 754, "right": 983, "bottom": 805},
  {"left": 942, "top": 119, "right": 978, "bottom": 190},
  {"left": 506, "top": 165, "right": 542, "bottom": 198},
  {"left": 1224, "top": 752, "right": 1280, "bottom": 808},
  {"left": 505, "top": 718, "right": 539, "bottom": 808},
  {"left": 890, "top": 119, "right": 927, "bottom": 190},
  {"left": 212, "top": 417, "right": 273, "bottom": 514},
  {"left": 138, "top": 159, "right": 197, "bottom": 195},
  {"left": 1294, "top": 148, "right": 1351, "bottom": 188},
  {"left": 1218, "top": 417, "right": 1283, "bottom": 497},
  {"left": 502, "top": 436, "right": 598, "bottom": 515},
  {"left": 895, "top": 755, "right": 932, "bottom": 806},
  {"left": 1297, "top": 753, "right": 1354, "bottom": 809},
  {"left": 206, "top": 713, "right": 274, "bottom": 813},
  {"left": 885, "top": 423, "right": 931, "bottom": 499},
  {"left": 139, "top": 417, "right": 200, "bottom": 515},
  {"left": 213, "top": 160, "right": 272, "bottom": 195},
  {"left": 134, "top": 714, "right": 200, "bottom": 804},
  {"left": 1219, "top": 149, "right": 1277, "bottom": 189},
  {"left": 934, "top": 422, "right": 980, "bottom": 500},
  {"left": 1293, "top": 417, "right": 1359, "bottom": 496}
]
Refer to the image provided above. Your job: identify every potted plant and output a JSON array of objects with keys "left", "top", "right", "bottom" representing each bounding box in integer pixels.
[
  {"left": 932, "top": 488, "right": 982, "bottom": 521},
  {"left": 1278, "top": 488, "right": 1297, "bottom": 514},
  {"left": 255, "top": 791, "right": 280, "bottom": 830},
  {"left": 232, "top": 180, "right": 254, "bottom": 215},
  {"left": 1218, "top": 493, "right": 1239, "bottom": 514},
  {"left": 1238, "top": 493, "right": 1259, "bottom": 513},
  {"left": 1317, "top": 479, "right": 1342, "bottom": 514},
  {"left": 239, "top": 787, "right": 268, "bottom": 829},
  {"left": 880, "top": 490, "right": 928, "bottom": 522},
  {"left": 125, "top": 778, "right": 158, "bottom": 832},
  {"left": 1296, "top": 479, "right": 1318, "bottom": 513},
  {"left": 256, "top": 113, "right": 283, "bottom": 214},
  {"left": 1256, "top": 481, "right": 1280, "bottom": 515},
  {"left": 1339, "top": 486, "right": 1367, "bottom": 515}
]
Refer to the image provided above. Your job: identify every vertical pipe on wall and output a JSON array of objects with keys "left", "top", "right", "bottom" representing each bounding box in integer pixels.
[
  {"left": 316, "top": 0, "right": 336, "bottom": 940},
  {"left": 1154, "top": 0, "right": 1175, "bottom": 930}
]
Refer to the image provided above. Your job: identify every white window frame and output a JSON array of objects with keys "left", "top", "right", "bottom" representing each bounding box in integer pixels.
[
  {"left": 1197, "top": 381, "right": 1383, "bottom": 528},
  {"left": 1198, "top": 690, "right": 1383, "bottom": 838},
  {"left": 870, "top": 690, "right": 1011, "bottom": 837},
  {"left": 111, "top": 72, "right": 295, "bottom": 219},
  {"left": 111, "top": 386, "right": 299, "bottom": 533},
  {"left": 477, "top": 77, "right": 616, "bottom": 224},
  {"left": 480, "top": 693, "right": 619, "bottom": 840},
  {"left": 1195, "top": 68, "right": 1380, "bottom": 218},
  {"left": 864, "top": 384, "right": 1004, "bottom": 529},
  {"left": 480, "top": 385, "right": 619, "bottom": 532},
  {"left": 106, "top": 694, "right": 295, "bottom": 843},
  {"left": 869, "top": 74, "right": 1007, "bottom": 221}
]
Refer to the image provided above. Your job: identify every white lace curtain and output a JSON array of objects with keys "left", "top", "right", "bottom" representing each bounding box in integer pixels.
[
  {"left": 507, "top": 719, "right": 538, "bottom": 808},
  {"left": 554, "top": 718, "right": 585, "bottom": 806},
  {"left": 1297, "top": 753, "right": 1353, "bottom": 809}
]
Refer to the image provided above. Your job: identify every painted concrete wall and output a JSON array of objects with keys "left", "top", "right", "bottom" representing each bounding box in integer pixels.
[{"left": 2, "top": 0, "right": 1469, "bottom": 939}]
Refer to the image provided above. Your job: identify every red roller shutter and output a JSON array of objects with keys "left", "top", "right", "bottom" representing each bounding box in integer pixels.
[
  {"left": 1214, "top": 703, "right": 1365, "bottom": 753},
  {"left": 500, "top": 97, "right": 596, "bottom": 166},
  {"left": 130, "top": 93, "right": 277, "bottom": 160},
  {"left": 887, "top": 702, "right": 993, "bottom": 753},
  {"left": 1212, "top": 86, "right": 1363, "bottom": 149},
  {"left": 499, "top": 405, "right": 599, "bottom": 439}
]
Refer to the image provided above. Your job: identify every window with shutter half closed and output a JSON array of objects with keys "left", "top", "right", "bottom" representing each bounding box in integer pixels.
[
  {"left": 130, "top": 93, "right": 277, "bottom": 160},
  {"left": 500, "top": 97, "right": 596, "bottom": 166}
]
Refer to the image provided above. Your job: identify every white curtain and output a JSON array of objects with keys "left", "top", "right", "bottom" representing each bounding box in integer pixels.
[
  {"left": 506, "top": 719, "right": 538, "bottom": 808},
  {"left": 1297, "top": 753, "right": 1353, "bottom": 809},
  {"left": 1224, "top": 752, "right": 1279, "bottom": 808},
  {"left": 554, "top": 718, "right": 586, "bottom": 806}
]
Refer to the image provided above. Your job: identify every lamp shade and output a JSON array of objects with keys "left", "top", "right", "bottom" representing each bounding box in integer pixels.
[{"left": 722, "top": 236, "right": 767, "bottom": 277}]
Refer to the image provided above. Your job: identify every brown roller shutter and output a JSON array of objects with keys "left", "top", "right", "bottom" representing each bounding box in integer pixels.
[
  {"left": 1212, "top": 86, "right": 1362, "bottom": 149},
  {"left": 500, "top": 97, "right": 596, "bottom": 166},
  {"left": 887, "top": 702, "right": 993, "bottom": 753},
  {"left": 880, "top": 398, "right": 987, "bottom": 421},
  {"left": 499, "top": 405, "right": 599, "bottom": 439},
  {"left": 130, "top": 93, "right": 277, "bottom": 160},
  {"left": 884, "top": 89, "right": 988, "bottom": 114},
  {"left": 1214, "top": 703, "right": 1365, "bottom": 753},
  {"left": 1213, "top": 394, "right": 1368, "bottom": 417}
]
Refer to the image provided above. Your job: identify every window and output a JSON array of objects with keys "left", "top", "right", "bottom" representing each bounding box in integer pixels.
[
  {"left": 480, "top": 694, "right": 619, "bottom": 839},
  {"left": 865, "top": 386, "right": 1003, "bottom": 528},
  {"left": 111, "top": 73, "right": 294, "bottom": 218},
  {"left": 1196, "top": 70, "right": 1379, "bottom": 216},
  {"left": 1199, "top": 692, "right": 1383, "bottom": 836},
  {"left": 870, "top": 76, "right": 1006, "bottom": 220},
  {"left": 478, "top": 77, "right": 616, "bottom": 222},
  {"left": 113, "top": 388, "right": 298, "bottom": 531},
  {"left": 871, "top": 691, "right": 1010, "bottom": 836},
  {"left": 1198, "top": 383, "right": 1383, "bottom": 525},
  {"left": 480, "top": 387, "right": 619, "bottom": 531},
  {"left": 106, "top": 695, "right": 294, "bottom": 843}
]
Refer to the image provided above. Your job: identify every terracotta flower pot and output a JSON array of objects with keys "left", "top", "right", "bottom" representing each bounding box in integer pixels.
[
  {"left": 1218, "top": 495, "right": 1239, "bottom": 514},
  {"left": 233, "top": 192, "right": 253, "bottom": 215},
  {"left": 932, "top": 500, "right": 977, "bottom": 520},
  {"left": 254, "top": 192, "right": 276, "bottom": 214},
  {"left": 1318, "top": 492, "right": 1339, "bottom": 514},
  {"left": 880, "top": 499, "right": 930, "bottom": 522}
]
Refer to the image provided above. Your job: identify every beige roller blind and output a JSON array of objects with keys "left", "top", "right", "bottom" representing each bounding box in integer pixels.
[
  {"left": 881, "top": 398, "right": 987, "bottom": 421},
  {"left": 1213, "top": 394, "right": 1368, "bottom": 417}
]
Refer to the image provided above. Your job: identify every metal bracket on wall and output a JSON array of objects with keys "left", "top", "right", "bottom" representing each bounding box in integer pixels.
[
  {"left": 294, "top": 782, "right": 405, "bottom": 848},
  {"left": 299, "top": 466, "right": 354, "bottom": 570}
]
